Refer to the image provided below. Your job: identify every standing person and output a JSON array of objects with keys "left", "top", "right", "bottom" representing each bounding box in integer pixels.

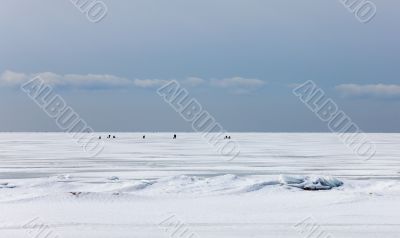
[
  {"left": 143, "top": 135, "right": 145, "bottom": 139},
  {"left": 173, "top": 134, "right": 177, "bottom": 139}
]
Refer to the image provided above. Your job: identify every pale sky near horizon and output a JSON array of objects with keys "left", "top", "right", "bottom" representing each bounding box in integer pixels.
[{"left": 0, "top": 0, "right": 399, "bottom": 132}]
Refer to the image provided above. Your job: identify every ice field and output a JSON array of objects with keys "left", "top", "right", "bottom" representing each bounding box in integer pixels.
[{"left": 0, "top": 133, "right": 400, "bottom": 237}]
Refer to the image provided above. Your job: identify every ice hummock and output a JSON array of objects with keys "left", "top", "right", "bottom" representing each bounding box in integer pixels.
[
  {"left": 0, "top": 174, "right": 344, "bottom": 200},
  {"left": 279, "top": 175, "right": 343, "bottom": 190},
  {"left": 0, "top": 182, "right": 16, "bottom": 189}
]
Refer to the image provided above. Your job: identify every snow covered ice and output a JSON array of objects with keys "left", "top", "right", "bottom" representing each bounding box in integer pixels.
[{"left": 0, "top": 133, "right": 400, "bottom": 237}]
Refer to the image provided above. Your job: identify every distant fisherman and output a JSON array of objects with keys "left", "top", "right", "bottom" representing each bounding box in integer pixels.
[
  {"left": 173, "top": 134, "right": 177, "bottom": 139},
  {"left": 143, "top": 135, "right": 145, "bottom": 139}
]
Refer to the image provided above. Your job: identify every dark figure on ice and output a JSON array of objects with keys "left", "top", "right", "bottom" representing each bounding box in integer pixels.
[
  {"left": 173, "top": 134, "right": 177, "bottom": 139},
  {"left": 113, "top": 136, "right": 116, "bottom": 139},
  {"left": 143, "top": 135, "right": 145, "bottom": 139},
  {"left": 99, "top": 136, "right": 102, "bottom": 140},
  {"left": 108, "top": 135, "right": 111, "bottom": 139}
]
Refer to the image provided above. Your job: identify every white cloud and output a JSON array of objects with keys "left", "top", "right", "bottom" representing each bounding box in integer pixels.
[
  {"left": 42, "top": 73, "right": 133, "bottom": 89},
  {"left": 0, "top": 70, "right": 132, "bottom": 89},
  {"left": 0, "top": 70, "right": 265, "bottom": 94},
  {"left": 335, "top": 84, "right": 400, "bottom": 99},
  {"left": 211, "top": 77, "right": 266, "bottom": 88},
  {"left": 209, "top": 77, "right": 266, "bottom": 94},
  {"left": 133, "top": 79, "right": 169, "bottom": 88},
  {"left": 182, "top": 77, "right": 205, "bottom": 87},
  {"left": 0, "top": 70, "right": 29, "bottom": 86},
  {"left": 0, "top": 70, "right": 171, "bottom": 89},
  {"left": 287, "top": 83, "right": 302, "bottom": 89}
]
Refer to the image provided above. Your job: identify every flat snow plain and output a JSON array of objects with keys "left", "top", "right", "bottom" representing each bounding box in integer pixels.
[{"left": 0, "top": 133, "right": 400, "bottom": 238}]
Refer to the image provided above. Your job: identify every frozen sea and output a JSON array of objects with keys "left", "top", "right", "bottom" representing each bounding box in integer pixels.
[{"left": 0, "top": 133, "right": 400, "bottom": 237}]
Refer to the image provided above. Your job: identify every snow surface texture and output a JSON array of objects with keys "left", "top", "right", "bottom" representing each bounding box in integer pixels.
[{"left": 0, "top": 133, "right": 400, "bottom": 237}]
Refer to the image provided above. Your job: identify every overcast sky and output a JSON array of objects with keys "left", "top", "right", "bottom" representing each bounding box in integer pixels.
[{"left": 0, "top": 0, "right": 399, "bottom": 132}]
